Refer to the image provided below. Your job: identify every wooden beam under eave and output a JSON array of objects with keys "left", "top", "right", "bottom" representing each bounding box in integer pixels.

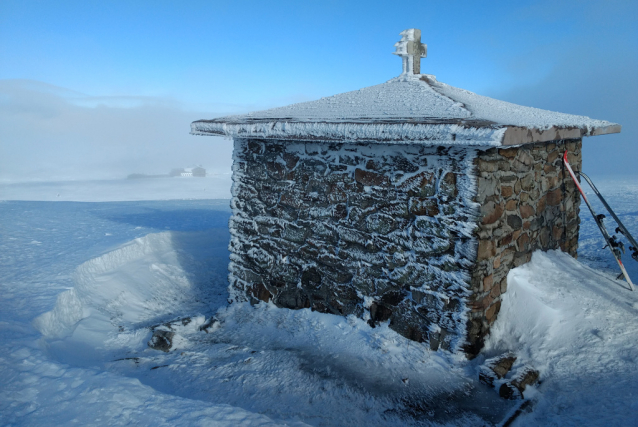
[
  {"left": 501, "top": 124, "right": 621, "bottom": 146},
  {"left": 590, "top": 124, "right": 622, "bottom": 136}
]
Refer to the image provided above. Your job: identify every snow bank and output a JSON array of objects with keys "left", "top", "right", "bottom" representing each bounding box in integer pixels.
[
  {"left": 484, "top": 250, "right": 638, "bottom": 425},
  {"left": 33, "top": 231, "right": 208, "bottom": 343}
]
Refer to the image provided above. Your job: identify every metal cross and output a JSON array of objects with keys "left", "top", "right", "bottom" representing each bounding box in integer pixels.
[{"left": 393, "top": 29, "right": 427, "bottom": 75}]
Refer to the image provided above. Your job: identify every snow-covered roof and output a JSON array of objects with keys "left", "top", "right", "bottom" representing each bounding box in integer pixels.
[{"left": 192, "top": 35, "right": 620, "bottom": 147}]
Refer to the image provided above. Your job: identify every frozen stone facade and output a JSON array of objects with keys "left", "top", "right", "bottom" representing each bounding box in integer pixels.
[
  {"left": 226, "top": 137, "right": 582, "bottom": 355},
  {"left": 466, "top": 139, "right": 581, "bottom": 355}
]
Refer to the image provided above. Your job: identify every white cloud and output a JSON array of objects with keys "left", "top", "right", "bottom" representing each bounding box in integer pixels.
[{"left": 0, "top": 80, "right": 234, "bottom": 182}]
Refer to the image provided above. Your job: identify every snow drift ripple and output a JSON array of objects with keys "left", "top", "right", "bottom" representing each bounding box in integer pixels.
[{"left": 33, "top": 232, "right": 196, "bottom": 339}]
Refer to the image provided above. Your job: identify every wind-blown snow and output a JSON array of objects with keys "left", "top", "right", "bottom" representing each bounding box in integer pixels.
[
  {"left": 1, "top": 177, "right": 637, "bottom": 426},
  {"left": 484, "top": 251, "right": 638, "bottom": 425}
]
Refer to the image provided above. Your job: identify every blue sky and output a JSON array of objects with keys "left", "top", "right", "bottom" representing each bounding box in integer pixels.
[{"left": 0, "top": 0, "right": 636, "bottom": 180}]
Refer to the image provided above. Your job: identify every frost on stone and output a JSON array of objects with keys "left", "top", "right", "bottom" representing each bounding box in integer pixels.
[{"left": 226, "top": 138, "right": 482, "bottom": 352}]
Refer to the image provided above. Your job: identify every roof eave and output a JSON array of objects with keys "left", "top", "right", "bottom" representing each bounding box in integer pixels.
[
  {"left": 190, "top": 119, "right": 506, "bottom": 146},
  {"left": 501, "top": 124, "right": 621, "bottom": 146},
  {"left": 191, "top": 119, "right": 621, "bottom": 146}
]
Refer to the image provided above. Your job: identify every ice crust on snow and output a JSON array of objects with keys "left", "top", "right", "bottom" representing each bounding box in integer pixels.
[{"left": 191, "top": 75, "right": 619, "bottom": 145}]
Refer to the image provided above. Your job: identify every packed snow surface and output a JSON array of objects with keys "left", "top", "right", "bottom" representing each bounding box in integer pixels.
[
  {"left": 1, "top": 177, "right": 637, "bottom": 426},
  {"left": 191, "top": 75, "right": 618, "bottom": 144}
]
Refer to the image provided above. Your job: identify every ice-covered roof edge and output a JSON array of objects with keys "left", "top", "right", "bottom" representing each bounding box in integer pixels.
[{"left": 191, "top": 120, "right": 506, "bottom": 146}]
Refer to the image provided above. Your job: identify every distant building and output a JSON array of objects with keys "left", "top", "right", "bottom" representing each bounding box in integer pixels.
[
  {"left": 169, "top": 166, "right": 206, "bottom": 177},
  {"left": 192, "top": 167, "right": 206, "bottom": 177}
]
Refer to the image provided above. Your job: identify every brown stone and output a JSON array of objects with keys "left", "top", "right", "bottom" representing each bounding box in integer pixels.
[
  {"left": 501, "top": 186, "right": 514, "bottom": 198},
  {"left": 500, "top": 277, "right": 508, "bottom": 294},
  {"left": 512, "top": 368, "right": 540, "bottom": 393},
  {"left": 517, "top": 233, "right": 530, "bottom": 251},
  {"left": 537, "top": 195, "right": 547, "bottom": 213},
  {"left": 520, "top": 174, "right": 534, "bottom": 192},
  {"left": 481, "top": 201, "right": 504, "bottom": 224},
  {"left": 483, "top": 274, "right": 494, "bottom": 292},
  {"left": 553, "top": 226, "right": 564, "bottom": 241},
  {"left": 354, "top": 168, "right": 389, "bottom": 187},
  {"left": 493, "top": 256, "right": 501, "bottom": 269},
  {"left": 365, "top": 159, "right": 379, "bottom": 170},
  {"left": 477, "top": 240, "right": 496, "bottom": 261},
  {"left": 410, "top": 198, "right": 439, "bottom": 216},
  {"left": 547, "top": 150, "right": 560, "bottom": 164},
  {"left": 499, "top": 247, "right": 515, "bottom": 267},
  {"left": 490, "top": 283, "right": 501, "bottom": 299},
  {"left": 547, "top": 175, "right": 559, "bottom": 189},
  {"left": 491, "top": 354, "right": 517, "bottom": 379},
  {"left": 498, "top": 148, "right": 518, "bottom": 159},
  {"left": 513, "top": 251, "right": 532, "bottom": 267},
  {"left": 520, "top": 204, "right": 535, "bottom": 219},
  {"left": 250, "top": 283, "right": 272, "bottom": 303},
  {"left": 485, "top": 301, "right": 501, "bottom": 323},
  {"left": 518, "top": 150, "right": 534, "bottom": 166},
  {"left": 500, "top": 233, "right": 513, "bottom": 246},
  {"left": 441, "top": 172, "right": 458, "bottom": 197},
  {"left": 546, "top": 188, "right": 563, "bottom": 206},
  {"left": 566, "top": 152, "right": 579, "bottom": 166}
]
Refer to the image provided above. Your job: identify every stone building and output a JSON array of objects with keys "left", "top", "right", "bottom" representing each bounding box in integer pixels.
[{"left": 191, "top": 29, "right": 620, "bottom": 356}]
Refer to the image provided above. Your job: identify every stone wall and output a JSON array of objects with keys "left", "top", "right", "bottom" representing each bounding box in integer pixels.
[
  {"left": 228, "top": 137, "right": 582, "bottom": 356},
  {"left": 229, "top": 138, "right": 480, "bottom": 352},
  {"left": 465, "top": 139, "right": 582, "bottom": 355}
]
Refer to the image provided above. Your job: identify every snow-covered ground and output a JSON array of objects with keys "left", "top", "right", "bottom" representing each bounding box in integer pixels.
[
  {"left": 0, "top": 175, "right": 232, "bottom": 202},
  {"left": 1, "top": 177, "right": 637, "bottom": 426}
]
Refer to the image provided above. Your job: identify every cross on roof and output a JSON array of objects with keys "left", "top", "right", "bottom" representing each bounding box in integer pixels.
[{"left": 393, "top": 29, "right": 427, "bottom": 75}]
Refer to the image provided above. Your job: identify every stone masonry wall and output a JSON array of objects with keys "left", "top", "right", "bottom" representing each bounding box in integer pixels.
[
  {"left": 229, "top": 138, "right": 481, "bottom": 352},
  {"left": 465, "top": 139, "right": 582, "bottom": 355}
]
